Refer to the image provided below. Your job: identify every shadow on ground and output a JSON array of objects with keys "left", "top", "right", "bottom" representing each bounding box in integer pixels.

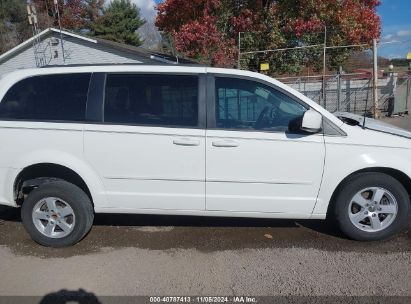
[
  {"left": 0, "top": 206, "right": 409, "bottom": 258},
  {"left": 1, "top": 289, "right": 102, "bottom": 304}
]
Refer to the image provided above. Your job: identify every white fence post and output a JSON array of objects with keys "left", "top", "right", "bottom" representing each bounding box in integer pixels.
[
  {"left": 322, "top": 26, "right": 327, "bottom": 108},
  {"left": 372, "top": 39, "right": 380, "bottom": 118}
]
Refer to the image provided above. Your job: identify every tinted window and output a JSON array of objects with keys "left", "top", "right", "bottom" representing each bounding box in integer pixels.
[
  {"left": 104, "top": 74, "right": 198, "bottom": 127},
  {"left": 216, "top": 77, "right": 307, "bottom": 132},
  {"left": 0, "top": 73, "right": 91, "bottom": 121}
]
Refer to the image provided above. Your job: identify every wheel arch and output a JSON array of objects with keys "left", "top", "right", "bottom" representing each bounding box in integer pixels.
[
  {"left": 11, "top": 157, "right": 106, "bottom": 208},
  {"left": 14, "top": 163, "right": 92, "bottom": 204},
  {"left": 326, "top": 167, "right": 411, "bottom": 217}
]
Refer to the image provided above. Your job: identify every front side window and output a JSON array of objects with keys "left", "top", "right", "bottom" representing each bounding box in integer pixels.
[
  {"left": 104, "top": 74, "right": 199, "bottom": 127},
  {"left": 0, "top": 73, "right": 91, "bottom": 121},
  {"left": 215, "top": 77, "right": 307, "bottom": 132}
]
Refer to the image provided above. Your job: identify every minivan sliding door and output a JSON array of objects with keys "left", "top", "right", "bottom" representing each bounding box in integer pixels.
[{"left": 84, "top": 72, "right": 207, "bottom": 212}]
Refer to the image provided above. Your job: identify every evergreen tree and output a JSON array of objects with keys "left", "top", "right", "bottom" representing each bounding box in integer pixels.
[{"left": 91, "top": 0, "right": 145, "bottom": 46}]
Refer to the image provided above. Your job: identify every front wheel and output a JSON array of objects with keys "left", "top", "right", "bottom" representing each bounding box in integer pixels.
[
  {"left": 21, "top": 181, "right": 94, "bottom": 247},
  {"left": 334, "top": 172, "right": 410, "bottom": 241}
]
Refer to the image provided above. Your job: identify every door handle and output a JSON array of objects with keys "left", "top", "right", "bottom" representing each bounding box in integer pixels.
[
  {"left": 212, "top": 140, "right": 240, "bottom": 147},
  {"left": 173, "top": 138, "right": 200, "bottom": 146}
]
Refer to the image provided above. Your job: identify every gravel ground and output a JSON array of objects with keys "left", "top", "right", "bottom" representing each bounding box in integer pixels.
[{"left": 0, "top": 115, "right": 410, "bottom": 300}]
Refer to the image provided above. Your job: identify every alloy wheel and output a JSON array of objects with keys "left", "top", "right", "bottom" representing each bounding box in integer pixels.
[
  {"left": 348, "top": 187, "right": 398, "bottom": 232},
  {"left": 31, "top": 197, "right": 76, "bottom": 238}
]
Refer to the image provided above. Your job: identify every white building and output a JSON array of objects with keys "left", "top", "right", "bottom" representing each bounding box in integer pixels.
[{"left": 0, "top": 27, "right": 195, "bottom": 76}]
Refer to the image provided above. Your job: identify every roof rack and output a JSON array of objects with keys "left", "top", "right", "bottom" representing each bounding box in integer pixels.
[{"left": 41, "top": 62, "right": 206, "bottom": 68}]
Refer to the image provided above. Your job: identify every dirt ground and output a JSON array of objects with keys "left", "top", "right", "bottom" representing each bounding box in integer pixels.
[{"left": 0, "top": 115, "right": 410, "bottom": 300}]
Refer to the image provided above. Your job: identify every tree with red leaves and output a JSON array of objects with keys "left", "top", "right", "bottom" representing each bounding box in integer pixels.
[
  {"left": 156, "top": 0, "right": 381, "bottom": 72},
  {"left": 156, "top": 0, "right": 235, "bottom": 66},
  {"left": 276, "top": 0, "right": 381, "bottom": 69}
]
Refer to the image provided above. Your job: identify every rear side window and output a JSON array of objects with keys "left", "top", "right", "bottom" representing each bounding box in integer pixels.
[
  {"left": 104, "top": 74, "right": 198, "bottom": 127},
  {"left": 0, "top": 73, "right": 91, "bottom": 121}
]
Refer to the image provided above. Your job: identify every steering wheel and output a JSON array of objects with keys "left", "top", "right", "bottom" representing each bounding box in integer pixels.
[{"left": 254, "top": 105, "right": 280, "bottom": 129}]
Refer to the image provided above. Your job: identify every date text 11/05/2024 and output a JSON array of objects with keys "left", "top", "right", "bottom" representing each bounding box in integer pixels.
[{"left": 149, "top": 296, "right": 257, "bottom": 303}]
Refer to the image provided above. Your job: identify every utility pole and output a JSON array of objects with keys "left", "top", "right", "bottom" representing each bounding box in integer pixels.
[
  {"left": 238, "top": 32, "right": 241, "bottom": 69},
  {"left": 322, "top": 26, "right": 327, "bottom": 108},
  {"left": 54, "top": 0, "right": 66, "bottom": 64},
  {"left": 372, "top": 38, "right": 379, "bottom": 118},
  {"left": 27, "top": 3, "right": 44, "bottom": 66}
]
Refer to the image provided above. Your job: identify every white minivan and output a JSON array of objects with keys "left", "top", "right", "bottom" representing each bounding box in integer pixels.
[{"left": 0, "top": 65, "right": 410, "bottom": 247}]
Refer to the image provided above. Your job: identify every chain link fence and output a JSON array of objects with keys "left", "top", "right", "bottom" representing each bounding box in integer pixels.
[{"left": 238, "top": 34, "right": 411, "bottom": 117}]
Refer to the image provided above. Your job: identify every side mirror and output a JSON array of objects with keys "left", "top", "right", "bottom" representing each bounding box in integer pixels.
[{"left": 301, "top": 109, "right": 322, "bottom": 133}]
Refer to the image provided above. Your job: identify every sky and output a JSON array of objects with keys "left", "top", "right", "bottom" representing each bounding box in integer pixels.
[
  {"left": 132, "top": 0, "right": 157, "bottom": 22},
  {"left": 135, "top": 0, "right": 411, "bottom": 59},
  {"left": 378, "top": 0, "right": 411, "bottom": 58}
]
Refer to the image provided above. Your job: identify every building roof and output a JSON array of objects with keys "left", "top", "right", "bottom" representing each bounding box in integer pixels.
[
  {"left": 92, "top": 36, "right": 198, "bottom": 65},
  {"left": 0, "top": 27, "right": 198, "bottom": 65}
]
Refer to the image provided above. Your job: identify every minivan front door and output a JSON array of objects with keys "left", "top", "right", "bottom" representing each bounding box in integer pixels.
[
  {"left": 84, "top": 73, "right": 206, "bottom": 211},
  {"left": 206, "top": 76, "right": 325, "bottom": 216}
]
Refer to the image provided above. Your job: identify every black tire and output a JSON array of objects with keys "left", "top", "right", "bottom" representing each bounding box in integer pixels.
[
  {"left": 21, "top": 180, "right": 94, "bottom": 247},
  {"left": 334, "top": 172, "right": 410, "bottom": 241}
]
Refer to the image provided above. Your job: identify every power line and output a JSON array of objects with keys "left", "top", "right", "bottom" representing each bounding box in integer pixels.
[
  {"left": 326, "top": 43, "right": 369, "bottom": 49},
  {"left": 240, "top": 44, "right": 324, "bottom": 55},
  {"left": 239, "top": 43, "right": 370, "bottom": 56},
  {"left": 379, "top": 39, "right": 411, "bottom": 45}
]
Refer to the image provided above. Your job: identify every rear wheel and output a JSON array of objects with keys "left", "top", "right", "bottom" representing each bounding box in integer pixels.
[
  {"left": 21, "top": 180, "right": 94, "bottom": 247},
  {"left": 334, "top": 173, "right": 410, "bottom": 241}
]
